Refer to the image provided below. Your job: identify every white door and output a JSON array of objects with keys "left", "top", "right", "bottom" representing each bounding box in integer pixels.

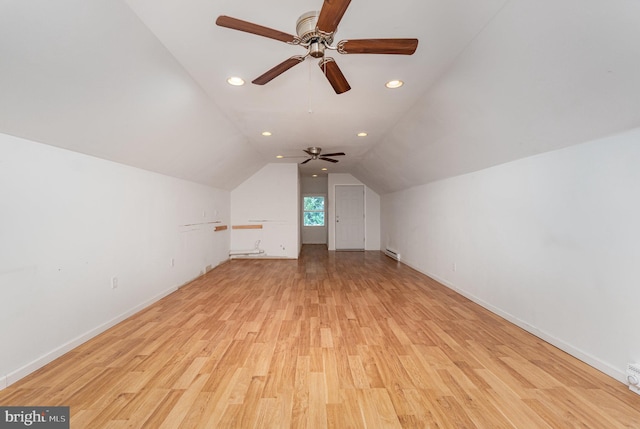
[{"left": 335, "top": 185, "right": 365, "bottom": 250}]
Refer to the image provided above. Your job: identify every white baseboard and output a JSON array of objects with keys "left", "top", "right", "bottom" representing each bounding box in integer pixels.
[
  {"left": 2, "top": 285, "right": 179, "bottom": 390},
  {"left": 399, "top": 258, "right": 627, "bottom": 385}
]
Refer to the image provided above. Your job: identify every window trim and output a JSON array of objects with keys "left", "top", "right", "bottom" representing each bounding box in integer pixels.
[{"left": 302, "top": 195, "right": 326, "bottom": 227}]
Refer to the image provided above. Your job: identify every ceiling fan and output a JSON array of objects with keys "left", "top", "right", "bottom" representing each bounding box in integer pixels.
[
  {"left": 216, "top": 0, "right": 418, "bottom": 94},
  {"left": 284, "top": 147, "right": 346, "bottom": 164}
]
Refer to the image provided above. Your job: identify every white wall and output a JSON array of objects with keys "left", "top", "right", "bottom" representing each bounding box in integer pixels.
[
  {"left": 380, "top": 128, "right": 640, "bottom": 384},
  {"left": 301, "top": 176, "right": 328, "bottom": 245},
  {"left": 230, "top": 164, "right": 299, "bottom": 258},
  {"left": 301, "top": 175, "right": 329, "bottom": 195},
  {"left": 328, "top": 174, "right": 381, "bottom": 251},
  {"left": 0, "top": 133, "right": 230, "bottom": 389}
]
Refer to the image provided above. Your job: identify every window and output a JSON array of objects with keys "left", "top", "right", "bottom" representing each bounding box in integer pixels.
[{"left": 303, "top": 196, "right": 325, "bottom": 226}]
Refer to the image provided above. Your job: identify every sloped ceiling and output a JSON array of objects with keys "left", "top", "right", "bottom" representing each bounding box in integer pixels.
[
  {"left": 0, "top": 0, "right": 264, "bottom": 189},
  {"left": 2, "top": 0, "right": 640, "bottom": 193},
  {"left": 353, "top": 0, "right": 640, "bottom": 193}
]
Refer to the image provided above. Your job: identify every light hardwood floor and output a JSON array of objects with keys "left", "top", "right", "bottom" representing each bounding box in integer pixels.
[{"left": 2, "top": 245, "right": 640, "bottom": 428}]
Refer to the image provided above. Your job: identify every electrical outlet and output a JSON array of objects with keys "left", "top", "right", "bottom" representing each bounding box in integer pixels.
[
  {"left": 111, "top": 276, "right": 118, "bottom": 289},
  {"left": 170, "top": 258, "right": 175, "bottom": 267},
  {"left": 452, "top": 262, "right": 457, "bottom": 272}
]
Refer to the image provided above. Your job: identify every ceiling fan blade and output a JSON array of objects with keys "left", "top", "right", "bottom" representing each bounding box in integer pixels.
[
  {"left": 216, "top": 16, "right": 297, "bottom": 44},
  {"left": 321, "top": 152, "right": 345, "bottom": 157},
  {"left": 318, "top": 58, "right": 351, "bottom": 94},
  {"left": 316, "top": 0, "right": 352, "bottom": 34},
  {"left": 337, "top": 38, "right": 419, "bottom": 55},
  {"left": 301, "top": 158, "right": 312, "bottom": 165},
  {"left": 320, "top": 157, "right": 339, "bottom": 163},
  {"left": 253, "top": 56, "right": 305, "bottom": 85}
]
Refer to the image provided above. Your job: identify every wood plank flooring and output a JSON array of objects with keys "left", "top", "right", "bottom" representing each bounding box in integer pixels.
[{"left": 2, "top": 245, "right": 640, "bottom": 428}]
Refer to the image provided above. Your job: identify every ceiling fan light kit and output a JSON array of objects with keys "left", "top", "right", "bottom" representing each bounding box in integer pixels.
[{"left": 216, "top": 0, "right": 418, "bottom": 94}]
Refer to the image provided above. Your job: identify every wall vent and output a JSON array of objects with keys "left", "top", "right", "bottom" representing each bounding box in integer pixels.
[
  {"left": 627, "top": 363, "right": 640, "bottom": 395},
  {"left": 384, "top": 248, "right": 400, "bottom": 262}
]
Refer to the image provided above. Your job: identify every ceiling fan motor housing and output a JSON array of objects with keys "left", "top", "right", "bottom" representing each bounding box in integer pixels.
[
  {"left": 296, "top": 11, "right": 334, "bottom": 57},
  {"left": 307, "top": 147, "right": 322, "bottom": 159}
]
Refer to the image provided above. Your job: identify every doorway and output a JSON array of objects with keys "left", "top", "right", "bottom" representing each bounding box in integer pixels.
[{"left": 335, "top": 185, "right": 365, "bottom": 250}]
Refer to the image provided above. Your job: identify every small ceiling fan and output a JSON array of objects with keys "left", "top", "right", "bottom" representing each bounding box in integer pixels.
[
  {"left": 216, "top": 0, "right": 418, "bottom": 94},
  {"left": 284, "top": 147, "right": 346, "bottom": 164}
]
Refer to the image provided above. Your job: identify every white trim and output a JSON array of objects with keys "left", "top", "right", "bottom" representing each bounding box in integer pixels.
[
  {"left": 302, "top": 193, "right": 327, "bottom": 227},
  {"left": 301, "top": 193, "right": 328, "bottom": 244},
  {"left": 1, "top": 284, "right": 182, "bottom": 390},
  {"left": 398, "top": 257, "right": 626, "bottom": 385}
]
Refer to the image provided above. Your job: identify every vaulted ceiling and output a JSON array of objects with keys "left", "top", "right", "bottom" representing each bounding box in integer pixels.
[{"left": 2, "top": 0, "right": 640, "bottom": 193}]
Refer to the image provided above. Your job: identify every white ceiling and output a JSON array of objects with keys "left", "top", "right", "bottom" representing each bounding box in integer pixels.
[{"left": 2, "top": 0, "right": 640, "bottom": 193}]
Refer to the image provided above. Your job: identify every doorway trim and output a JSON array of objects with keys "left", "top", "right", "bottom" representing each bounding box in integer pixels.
[{"left": 334, "top": 184, "right": 365, "bottom": 251}]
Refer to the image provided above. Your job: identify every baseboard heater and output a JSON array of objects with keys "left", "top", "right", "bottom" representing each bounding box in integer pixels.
[
  {"left": 229, "top": 249, "right": 265, "bottom": 257},
  {"left": 229, "top": 240, "right": 265, "bottom": 259},
  {"left": 384, "top": 248, "right": 401, "bottom": 262}
]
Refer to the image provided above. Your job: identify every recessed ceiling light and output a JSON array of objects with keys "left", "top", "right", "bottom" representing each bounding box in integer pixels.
[
  {"left": 227, "top": 77, "right": 245, "bottom": 86},
  {"left": 312, "top": 174, "right": 318, "bottom": 177},
  {"left": 385, "top": 80, "right": 404, "bottom": 89},
  {"left": 276, "top": 155, "right": 284, "bottom": 159},
  {"left": 357, "top": 132, "right": 368, "bottom": 137},
  {"left": 321, "top": 168, "right": 328, "bottom": 171},
  {"left": 261, "top": 131, "right": 272, "bottom": 136}
]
